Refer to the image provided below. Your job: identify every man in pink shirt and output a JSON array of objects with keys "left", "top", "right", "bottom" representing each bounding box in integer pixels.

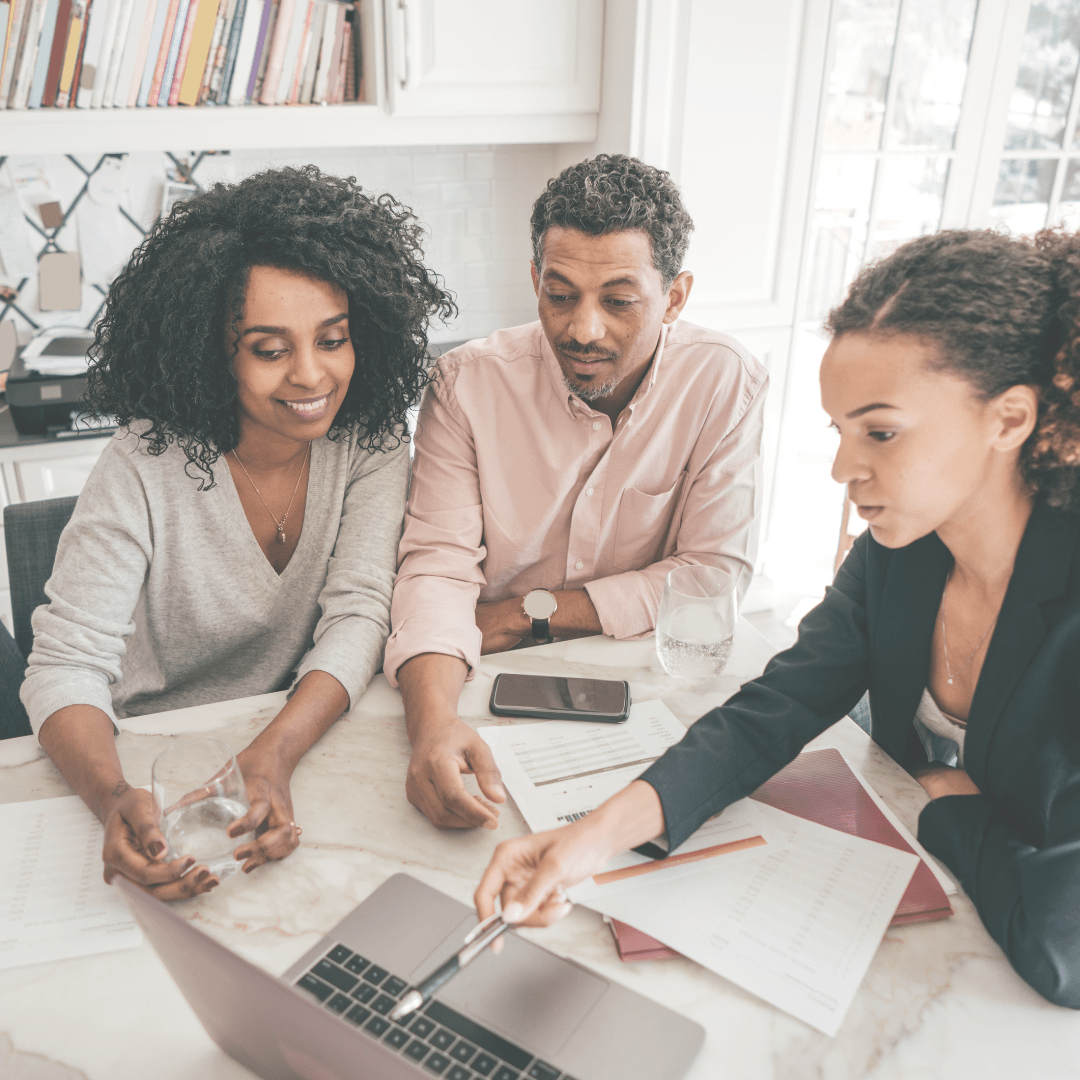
[{"left": 384, "top": 154, "right": 768, "bottom": 831}]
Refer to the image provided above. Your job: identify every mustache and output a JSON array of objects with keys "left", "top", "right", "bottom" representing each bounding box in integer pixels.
[{"left": 557, "top": 342, "right": 619, "bottom": 362}]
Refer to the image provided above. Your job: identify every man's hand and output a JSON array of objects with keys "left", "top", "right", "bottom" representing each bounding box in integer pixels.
[
  {"left": 913, "top": 764, "right": 982, "bottom": 799},
  {"left": 406, "top": 714, "right": 506, "bottom": 829},
  {"left": 475, "top": 597, "right": 530, "bottom": 654}
]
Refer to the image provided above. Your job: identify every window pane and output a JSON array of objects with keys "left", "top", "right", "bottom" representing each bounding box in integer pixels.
[
  {"left": 885, "top": 0, "right": 978, "bottom": 149},
  {"left": 990, "top": 158, "right": 1057, "bottom": 233},
  {"left": 1005, "top": 0, "right": 1080, "bottom": 151},
  {"left": 801, "top": 156, "right": 877, "bottom": 321},
  {"left": 823, "top": 0, "right": 901, "bottom": 151},
  {"left": 1056, "top": 158, "right": 1080, "bottom": 226},
  {"left": 866, "top": 156, "right": 949, "bottom": 260}
]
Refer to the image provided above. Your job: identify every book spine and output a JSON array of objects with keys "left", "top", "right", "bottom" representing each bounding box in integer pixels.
[
  {"left": 134, "top": 0, "right": 166, "bottom": 103},
  {"left": 111, "top": 0, "right": 146, "bottom": 106},
  {"left": 124, "top": 0, "right": 155, "bottom": 104},
  {"left": 73, "top": 0, "right": 104, "bottom": 104},
  {"left": 214, "top": 0, "right": 241, "bottom": 99},
  {"left": 42, "top": 0, "right": 73, "bottom": 104},
  {"left": 285, "top": 0, "right": 308, "bottom": 103},
  {"left": 66, "top": 0, "right": 91, "bottom": 104},
  {"left": 87, "top": 0, "right": 118, "bottom": 104},
  {"left": 9, "top": 0, "right": 45, "bottom": 107},
  {"left": 166, "top": 0, "right": 198, "bottom": 103},
  {"left": 341, "top": 0, "right": 355, "bottom": 100},
  {"left": 26, "top": 0, "right": 59, "bottom": 105},
  {"left": 247, "top": 0, "right": 273, "bottom": 99},
  {"left": 99, "top": 0, "right": 133, "bottom": 105},
  {"left": 225, "top": 0, "right": 257, "bottom": 102},
  {"left": 0, "top": 0, "right": 25, "bottom": 106},
  {"left": 195, "top": 0, "right": 225, "bottom": 101},
  {"left": 325, "top": 1, "right": 342, "bottom": 104},
  {"left": 144, "top": 0, "right": 176, "bottom": 103},
  {"left": 54, "top": 0, "right": 85, "bottom": 105},
  {"left": 254, "top": 0, "right": 287, "bottom": 103},
  {"left": 310, "top": 0, "right": 331, "bottom": 103},
  {"left": 334, "top": 17, "right": 347, "bottom": 102},
  {"left": 176, "top": 0, "right": 215, "bottom": 103},
  {"left": 156, "top": 0, "right": 188, "bottom": 102},
  {"left": 204, "top": 0, "right": 234, "bottom": 99},
  {"left": 297, "top": 0, "right": 319, "bottom": 103}
]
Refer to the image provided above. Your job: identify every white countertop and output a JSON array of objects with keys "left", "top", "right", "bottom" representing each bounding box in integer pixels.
[{"left": 2, "top": 620, "right": 1078, "bottom": 1080}]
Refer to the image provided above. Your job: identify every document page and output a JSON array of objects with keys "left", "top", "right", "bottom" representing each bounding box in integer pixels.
[
  {"left": 580, "top": 803, "right": 918, "bottom": 1036},
  {"left": 0, "top": 796, "right": 143, "bottom": 971},
  {"left": 480, "top": 700, "right": 770, "bottom": 886}
]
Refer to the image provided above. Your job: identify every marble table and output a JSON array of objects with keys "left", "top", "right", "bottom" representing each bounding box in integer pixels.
[{"left": 3, "top": 621, "right": 1080, "bottom": 1080}]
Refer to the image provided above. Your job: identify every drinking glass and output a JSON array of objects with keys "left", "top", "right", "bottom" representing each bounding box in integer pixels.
[
  {"left": 656, "top": 565, "right": 738, "bottom": 681},
  {"left": 152, "top": 737, "right": 253, "bottom": 879}
]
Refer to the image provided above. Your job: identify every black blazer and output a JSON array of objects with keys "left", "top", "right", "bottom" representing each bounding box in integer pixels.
[{"left": 641, "top": 500, "right": 1080, "bottom": 1008}]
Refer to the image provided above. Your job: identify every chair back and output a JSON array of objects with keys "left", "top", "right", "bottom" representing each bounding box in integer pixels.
[{"left": 4, "top": 495, "right": 78, "bottom": 658}]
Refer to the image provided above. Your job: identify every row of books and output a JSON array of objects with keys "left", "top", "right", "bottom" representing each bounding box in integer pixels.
[{"left": 0, "top": 0, "right": 364, "bottom": 109}]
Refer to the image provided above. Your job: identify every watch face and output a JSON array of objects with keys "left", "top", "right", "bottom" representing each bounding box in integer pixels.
[{"left": 523, "top": 589, "right": 558, "bottom": 620}]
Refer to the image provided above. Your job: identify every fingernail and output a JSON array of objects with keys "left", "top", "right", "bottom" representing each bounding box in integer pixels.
[
  {"left": 491, "top": 937, "right": 505, "bottom": 955},
  {"left": 502, "top": 902, "right": 524, "bottom": 924},
  {"left": 147, "top": 841, "right": 164, "bottom": 857},
  {"left": 207, "top": 879, "right": 220, "bottom": 890},
  {"left": 493, "top": 785, "right": 506, "bottom": 799},
  {"left": 235, "top": 850, "right": 250, "bottom": 861},
  {"left": 196, "top": 870, "right": 209, "bottom": 884},
  {"left": 182, "top": 858, "right": 195, "bottom": 872},
  {"left": 483, "top": 820, "right": 497, "bottom": 831}
]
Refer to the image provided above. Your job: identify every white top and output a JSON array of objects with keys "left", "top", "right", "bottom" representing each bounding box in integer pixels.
[
  {"left": 21, "top": 424, "right": 409, "bottom": 735},
  {"left": 913, "top": 686, "right": 968, "bottom": 769}
]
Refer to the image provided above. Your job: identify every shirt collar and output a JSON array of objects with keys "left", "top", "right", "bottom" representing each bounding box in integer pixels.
[{"left": 540, "top": 322, "right": 672, "bottom": 420}]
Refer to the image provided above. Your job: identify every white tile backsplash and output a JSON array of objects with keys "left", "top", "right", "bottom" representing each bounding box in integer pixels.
[{"left": 1, "top": 143, "right": 557, "bottom": 345}]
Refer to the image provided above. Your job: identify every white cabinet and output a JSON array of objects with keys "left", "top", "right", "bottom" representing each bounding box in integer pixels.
[
  {"left": 9, "top": 445, "right": 108, "bottom": 502},
  {"left": 385, "top": 0, "right": 602, "bottom": 117}
]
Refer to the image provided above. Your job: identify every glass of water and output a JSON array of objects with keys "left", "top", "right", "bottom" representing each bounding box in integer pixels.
[
  {"left": 656, "top": 565, "right": 738, "bottom": 681},
  {"left": 152, "top": 737, "right": 254, "bottom": 879}
]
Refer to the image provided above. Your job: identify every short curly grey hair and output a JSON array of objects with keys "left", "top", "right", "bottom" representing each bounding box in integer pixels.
[{"left": 530, "top": 154, "right": 694, "bottom": 289}]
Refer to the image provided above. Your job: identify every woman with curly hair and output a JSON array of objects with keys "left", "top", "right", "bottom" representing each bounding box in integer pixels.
[
  {"left": 475, "top": 228, "right": 1080, "bottom": 1008},
  {"left": 20, "top": 165, "right": 454, "bottom": 900}
]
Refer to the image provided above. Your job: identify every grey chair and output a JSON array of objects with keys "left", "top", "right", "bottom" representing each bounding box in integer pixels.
[{"left": 4, "top": 495, "right": 78, "bottom": 660}]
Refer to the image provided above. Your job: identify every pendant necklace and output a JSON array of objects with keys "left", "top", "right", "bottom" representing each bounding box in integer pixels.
[
  {"left": 940, "top": 566, "right": 996, "bottom": 686},
  {"left": 231, "top": 443, "right": 310, "bottom": 545}
]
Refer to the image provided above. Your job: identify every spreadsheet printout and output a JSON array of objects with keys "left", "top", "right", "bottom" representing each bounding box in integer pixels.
[
  {"left": 0, "top": 796, "right": 142, "bottom": 970},
  {"left": 480, "top": 700, "right": 771, "bottom": 884}
]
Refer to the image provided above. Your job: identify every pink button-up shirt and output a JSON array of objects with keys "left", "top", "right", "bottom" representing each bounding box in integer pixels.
[{"left": 383, "top": 319, "right": 767, "bottom": 685}]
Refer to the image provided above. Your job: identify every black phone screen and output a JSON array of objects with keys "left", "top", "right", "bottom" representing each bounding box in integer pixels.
[{"left": 492, "top": 674, "right": 627, "bottom": 714}]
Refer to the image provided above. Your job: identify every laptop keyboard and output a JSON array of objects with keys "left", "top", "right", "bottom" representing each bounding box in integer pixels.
[{"left": 294, "top": 942, "right": 576, "bottom": 1080}]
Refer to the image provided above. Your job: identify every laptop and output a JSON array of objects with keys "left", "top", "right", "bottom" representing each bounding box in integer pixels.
[{"left": 115, "top": 872, "right": 704, "bottom": 1080}]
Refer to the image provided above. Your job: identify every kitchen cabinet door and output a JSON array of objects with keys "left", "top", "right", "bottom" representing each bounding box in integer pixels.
[
  {"left": 14, "top": 446, "right": 108, "bottom": 502},
  {"left": 386, "top": 0, "right": 602, "bottom": 117}
]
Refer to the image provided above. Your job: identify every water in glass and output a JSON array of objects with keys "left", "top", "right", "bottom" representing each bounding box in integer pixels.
[
  {"left": 152, "top": 737, "right": 253, "bottom": 879},
  {"left": 657, "top": 565, "right": 737, "bottom": 682}
]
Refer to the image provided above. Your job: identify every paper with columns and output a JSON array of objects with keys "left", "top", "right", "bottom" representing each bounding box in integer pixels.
[{"left": 2, "top": 622, "right": 1078, "bottom": 1079}]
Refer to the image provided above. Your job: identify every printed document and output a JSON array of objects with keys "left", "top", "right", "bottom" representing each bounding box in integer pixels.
[
  {"left": 0, "top": 796, "right": 143, "bottom": 971},
  {"left": 480, "top": 700, "right": 771, "bottom": 886},
  {"left": 578, "top": 802, "right": 918, "bottom": 1036}
]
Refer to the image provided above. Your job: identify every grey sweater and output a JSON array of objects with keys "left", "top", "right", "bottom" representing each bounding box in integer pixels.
[{"left": 21, "top": 425, "right": 408, "bottom": 735}]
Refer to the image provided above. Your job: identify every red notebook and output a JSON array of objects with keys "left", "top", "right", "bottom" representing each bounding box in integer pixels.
[{"left": 609, "top": 748, "right": 953, "bottom": 962}]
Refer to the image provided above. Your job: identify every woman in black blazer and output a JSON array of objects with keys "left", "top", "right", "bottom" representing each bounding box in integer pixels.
[{"left": 474, "top": 229, "right": 1080, "bottom": 1008}]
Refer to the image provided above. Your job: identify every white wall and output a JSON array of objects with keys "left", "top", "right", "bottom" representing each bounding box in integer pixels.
[{"left": 1, "top": 143, "right": 560, "bottom": 344}]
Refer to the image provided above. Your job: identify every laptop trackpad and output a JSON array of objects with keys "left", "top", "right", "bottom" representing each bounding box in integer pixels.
[{"left": 438, "top": 932, "right": 607, "bottom": 1054}]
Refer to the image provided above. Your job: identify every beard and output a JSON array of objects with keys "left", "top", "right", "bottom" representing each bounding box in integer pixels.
[
  {"left": 564, "top": 372, "right": 621, "bottom": 401},
  {"left": 558, "top": 342, "right": 621, "bottom": 402}
]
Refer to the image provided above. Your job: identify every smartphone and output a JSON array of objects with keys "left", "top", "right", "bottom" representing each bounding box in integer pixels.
[{"left": 489, "top": 673, "right": 631, "bottom": 723}]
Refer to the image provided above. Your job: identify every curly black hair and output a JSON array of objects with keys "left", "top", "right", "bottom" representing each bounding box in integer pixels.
[
  {"left": 87, "top": 165, "right": 456, "bottom": 486},
  {"left": 529, "top": 154, "right": 693, "bottom": 288},
  {"left": 826, "top": 228, "right": 1080, "bottom": 510}
]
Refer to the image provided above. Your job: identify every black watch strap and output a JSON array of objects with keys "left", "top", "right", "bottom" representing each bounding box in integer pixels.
[{"left": 530, "top": 616, "right": 552, "bottom": 644}]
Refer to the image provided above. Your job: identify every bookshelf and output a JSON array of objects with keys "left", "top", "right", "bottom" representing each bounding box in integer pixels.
[{"left": 0, "top": 103, "right": 599, "bottom": 154}]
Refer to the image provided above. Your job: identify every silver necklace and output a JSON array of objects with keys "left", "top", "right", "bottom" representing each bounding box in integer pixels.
[
  {"left": 231, "top": 443, "right": 310, "bottom": 545},
  {"left": 940, "top": 568, "right": 996, "bottom": 686}
]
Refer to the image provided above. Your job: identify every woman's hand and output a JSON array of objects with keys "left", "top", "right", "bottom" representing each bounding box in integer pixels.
[
  {"left": 101, "top": 782, "right": 219, "bottom": 899},
  {"left": 475, "top": 780, "right": 667, "bottom": 929},
  {"left": 229, "top": 742, "right": 302, "bottom": 873},
  {"left": 913, "top": 763, "right": 982, "bottom": 799}
]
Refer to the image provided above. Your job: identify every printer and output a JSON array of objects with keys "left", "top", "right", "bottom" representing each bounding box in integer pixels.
[{"left": 6, "top": 328, "right": 111, "bottom": 436}]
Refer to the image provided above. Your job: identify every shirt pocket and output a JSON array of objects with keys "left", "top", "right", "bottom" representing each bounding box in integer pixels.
[{"left": 613, "top": 473, "right": 688, "bottom": 571}]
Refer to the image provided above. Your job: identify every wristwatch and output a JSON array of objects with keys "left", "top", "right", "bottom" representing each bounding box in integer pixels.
[{"left": 522, "top": 589, "right": 558, "bottom": 645}]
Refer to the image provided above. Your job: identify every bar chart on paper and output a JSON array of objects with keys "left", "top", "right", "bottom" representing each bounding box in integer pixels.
[{"left": 0, "top": 796, "right": 142, "bottom": 970}]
